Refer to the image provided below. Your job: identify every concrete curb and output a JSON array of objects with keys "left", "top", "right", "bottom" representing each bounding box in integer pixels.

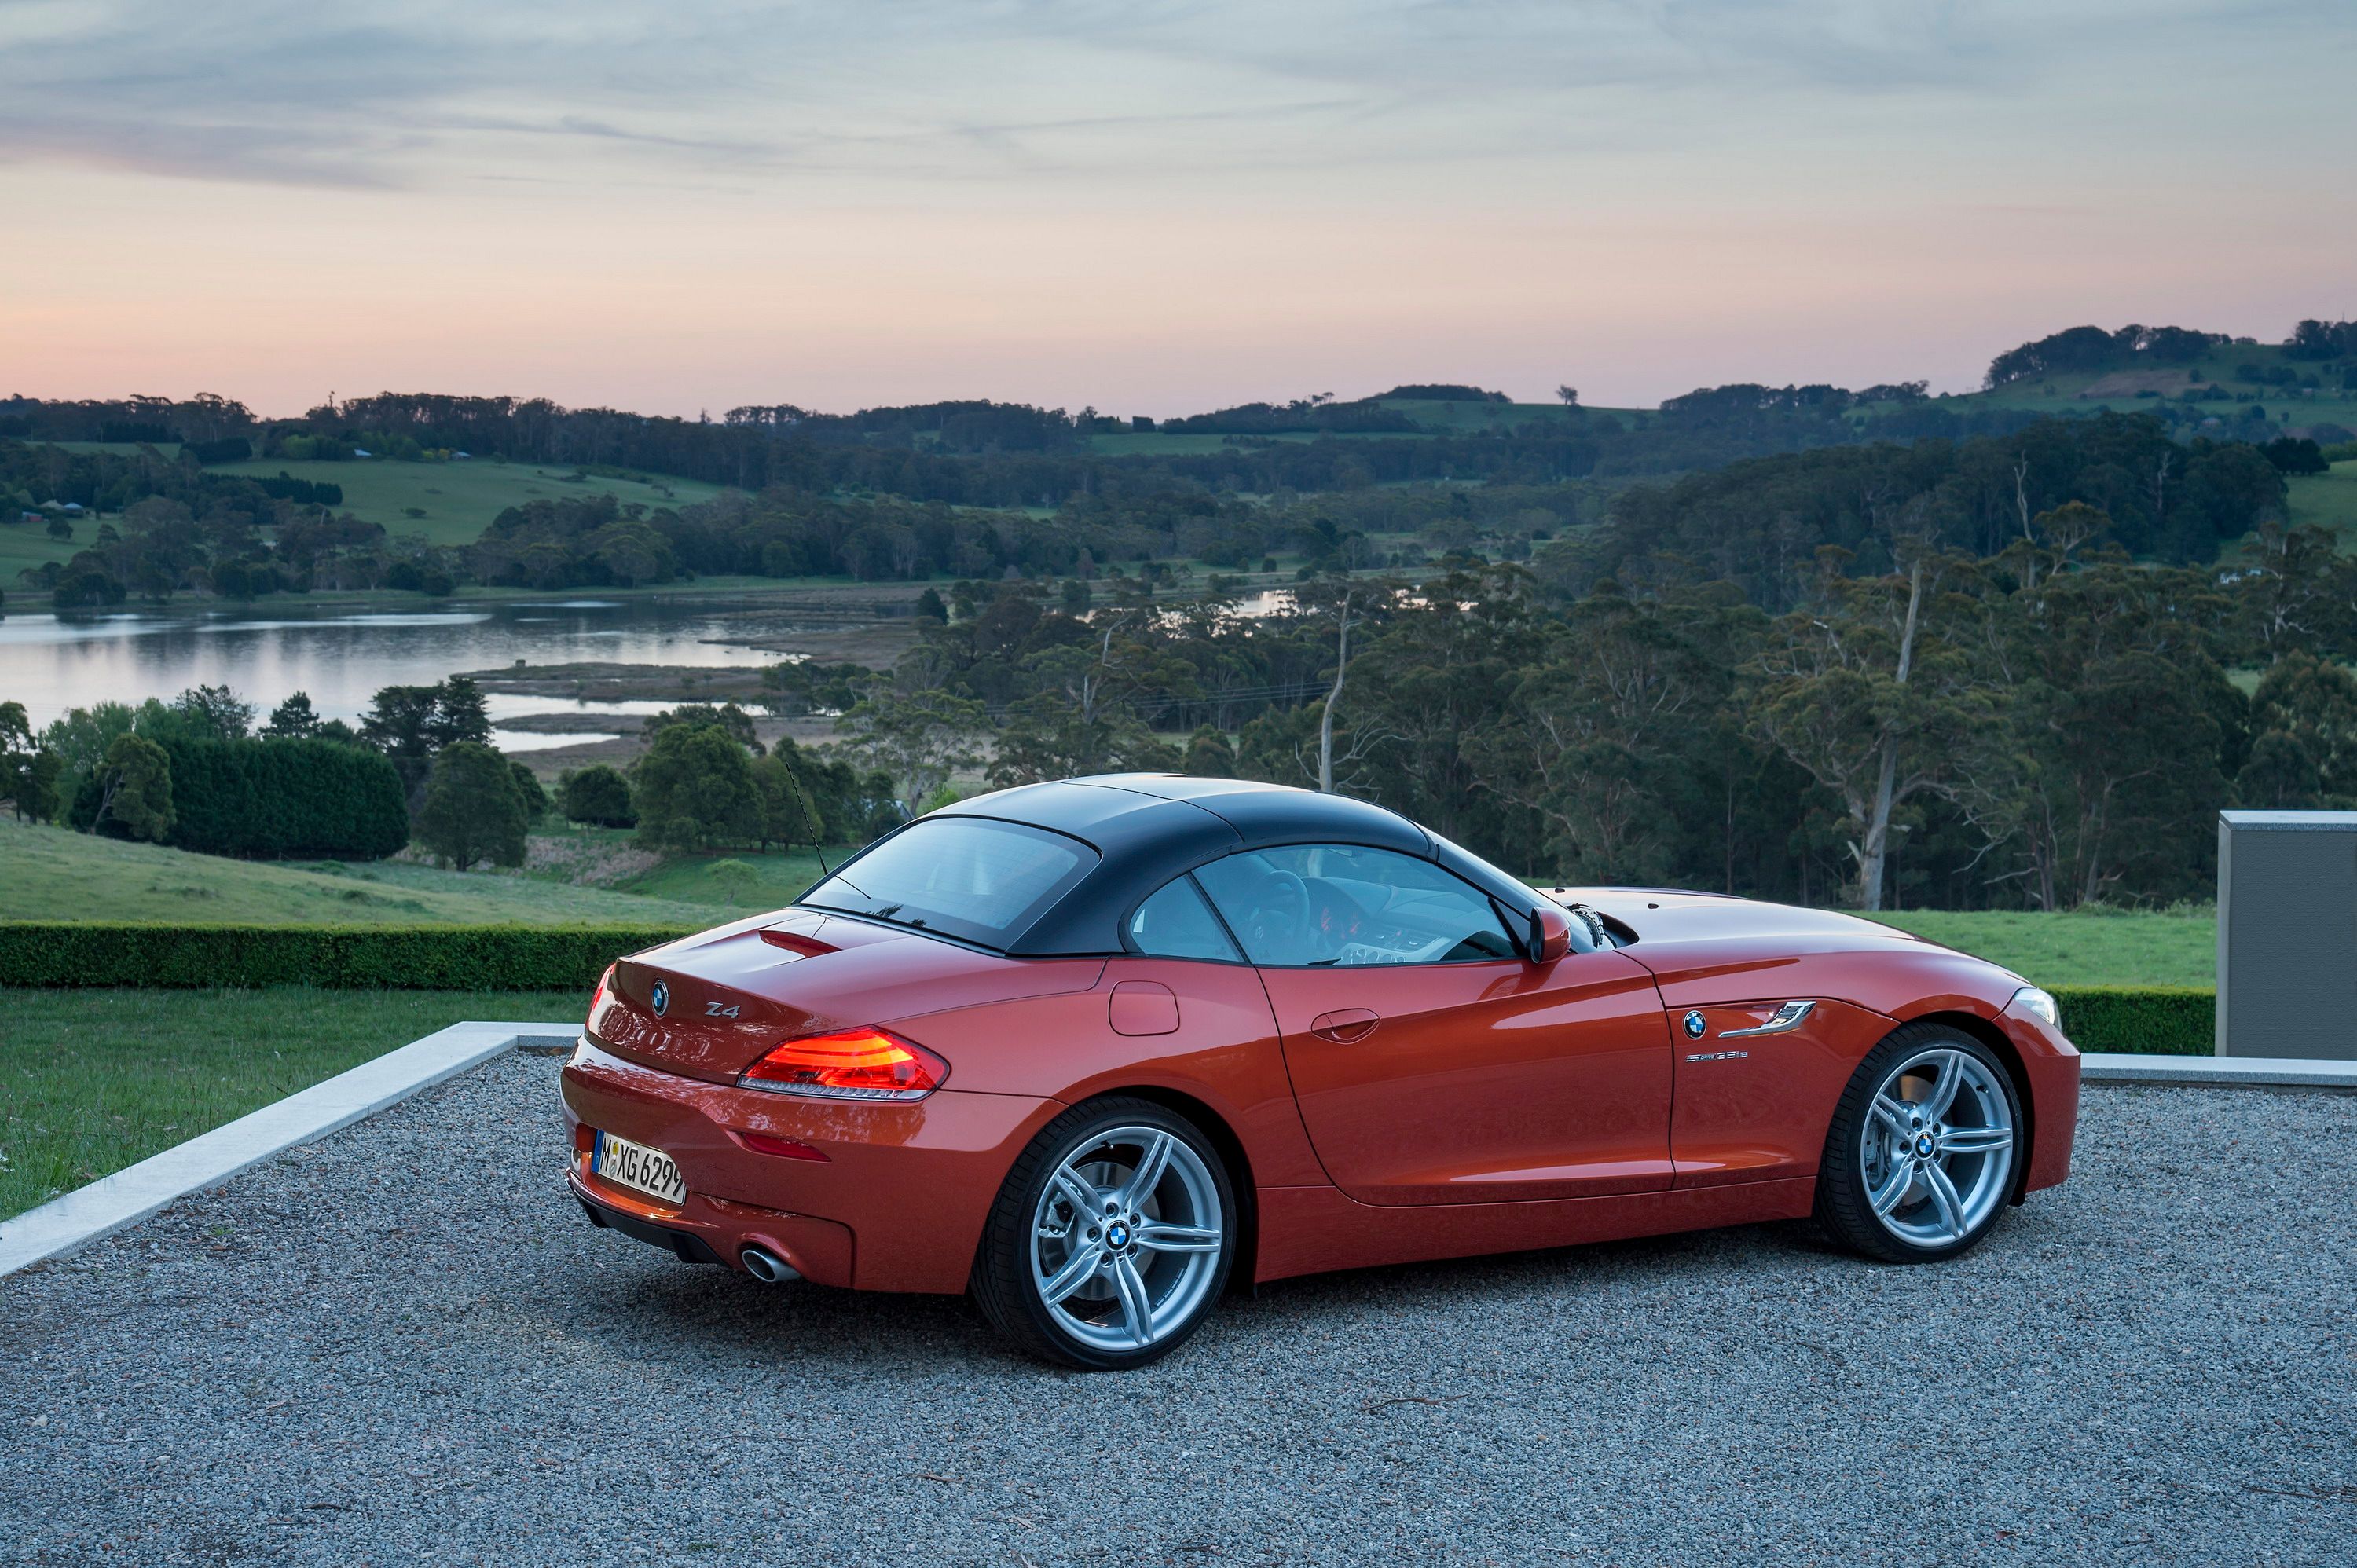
[
  {"left": 0, "top": 1021, "right": 579, "bottom": 1278},
  {"left": 2081, "top": 1052, "right": 2357, "bottom": 1089}
]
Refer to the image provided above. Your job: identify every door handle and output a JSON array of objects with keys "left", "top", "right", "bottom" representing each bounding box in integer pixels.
[
  {"left": 1718, "top": 1000, "right": 1816, "bottom": 1038},
  {"left": 1310, "top": 1008, "right": 1380, "bottom": 1043}
]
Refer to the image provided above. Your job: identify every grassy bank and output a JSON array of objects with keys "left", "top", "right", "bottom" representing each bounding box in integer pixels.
[{"left": 0, "top": 987, "right": 584, "bottom": 1220}]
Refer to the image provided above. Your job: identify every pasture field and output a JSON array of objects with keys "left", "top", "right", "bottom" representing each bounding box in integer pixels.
[
  {"left": 0, "top": 516, "right": 80, "bottom": 580},
  {"left": 2288, "top": 459, "right": 2357, "bottom": 537},
  {"left": 207, "top": 456, "right": 727, "bottom": 548},
  {"left": 0, "top": 987, "right": 585, "bottom": 1220},
  {"left": 0, "top": 816, "right": 717, "bottom": 926}
]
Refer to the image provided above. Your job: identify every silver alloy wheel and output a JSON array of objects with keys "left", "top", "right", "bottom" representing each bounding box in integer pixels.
[
  {"left": 1029, "top": 1125, "right": 1225, "bottom": 1353},
  {"left": 1859, "top": 1046, "right": 2017, "bottom": 1248}
]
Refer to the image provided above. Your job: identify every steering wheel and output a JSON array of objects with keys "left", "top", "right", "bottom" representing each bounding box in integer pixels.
[{"left": 1238, "top": 870, "right": 1313, "bottom": 964}]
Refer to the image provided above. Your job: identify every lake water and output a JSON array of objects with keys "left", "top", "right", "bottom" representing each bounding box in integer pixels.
[{"left": 0, "top": 599, "right": 796, "bottom": 751}]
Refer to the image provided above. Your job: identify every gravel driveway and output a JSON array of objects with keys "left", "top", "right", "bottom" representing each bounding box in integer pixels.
[{"left": 2, "top": 1057, "right": 2351, "bottom": 1566}]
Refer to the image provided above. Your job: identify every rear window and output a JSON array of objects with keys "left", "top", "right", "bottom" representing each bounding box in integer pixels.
[{"left": 799, "top": 817, "right": 1098, "bottom": 950}]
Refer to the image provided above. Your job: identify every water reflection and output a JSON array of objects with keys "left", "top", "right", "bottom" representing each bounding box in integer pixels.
[{"left": 0, "top": 599, "right": 794, "bottom": 749}]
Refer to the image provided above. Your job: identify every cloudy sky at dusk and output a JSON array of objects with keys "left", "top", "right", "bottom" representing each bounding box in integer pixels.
[{"left": 3, "top": 0, "right": 2352, "bottom": 417}]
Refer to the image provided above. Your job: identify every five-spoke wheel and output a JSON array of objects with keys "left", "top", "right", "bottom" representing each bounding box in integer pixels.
[
  {"left": 973, "top": 1098, "right": 1236, "bottom": 1368},
  {"left": 1817, "top": 1025, "right": 2021, "bottom": 1262}
]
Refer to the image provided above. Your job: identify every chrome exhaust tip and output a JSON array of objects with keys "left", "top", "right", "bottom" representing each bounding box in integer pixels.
[{"left": 741, "top": 1245, "right": 798, "bottom": 1284}]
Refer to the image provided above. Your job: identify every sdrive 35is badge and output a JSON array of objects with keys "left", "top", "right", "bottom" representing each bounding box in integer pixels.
[
  {"left": 650, "top": 980, "right": 670, "bottom": 1017},
  {"left": 1682, "top": 1009, "right": 1706, "bottom": 1039}
]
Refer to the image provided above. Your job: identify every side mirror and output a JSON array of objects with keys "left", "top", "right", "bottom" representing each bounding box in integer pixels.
[{"left": 1527, "top": 904, "right": 1572, "bottom": 964}]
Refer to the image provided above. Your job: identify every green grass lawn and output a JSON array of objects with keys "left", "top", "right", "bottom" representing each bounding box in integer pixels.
[
  {"left": 0, "top": 816, "right": 720, "bottom": 926},
  {"left": 1862, "top": 908, "right": 2213, "bottom": 988},
  {"left": 209, "top": 456, "right": 726, "bottom": 549},
  {"left": 0, "top": 987, "right": 585, "bottom": 1220}
]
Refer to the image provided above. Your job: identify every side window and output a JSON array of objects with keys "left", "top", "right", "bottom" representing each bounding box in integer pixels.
[
  {"left": 1127, "top": 876, "right": 1243, "bottom": 962},
  {"left": 1194, "top": 844, "right": 1519, "bottom": 967}
]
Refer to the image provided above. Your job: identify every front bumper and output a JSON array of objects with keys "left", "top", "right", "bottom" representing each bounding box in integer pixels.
[
  {"left": 560, "top": 1035, "right": 1061, "bottom": 1294},
  {"left": 1995, "top": 1009, "right": 2080, "bottom": 1195}
]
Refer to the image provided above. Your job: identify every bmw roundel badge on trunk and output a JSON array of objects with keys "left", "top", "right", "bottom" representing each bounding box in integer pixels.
[{"left": 650, "top": 980, "right": 669, "bottom": 1017}]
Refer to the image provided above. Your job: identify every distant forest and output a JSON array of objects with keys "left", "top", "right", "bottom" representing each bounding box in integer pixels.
[{"left": 7, "top": 320, "right": 2357, "bottom": 913}]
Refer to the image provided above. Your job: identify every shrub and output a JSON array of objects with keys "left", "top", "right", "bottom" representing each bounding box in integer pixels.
[
  {"left": 508, "top": 759, "right": 550, "bottom": 820},
  {"left": 557, "top": 764, "right": 635, "bottom": 827},
  {"left": 632, "top": 723, "right": 761, "bottom": 850},
  {"left": 416, "top": 741, "right": 527, "bottom": 870},
  {"left": 2051, "top": 986, "right": 2213, "bottom": 1055},
  {"left": 97, "top": 733, "right": 174, "bottom": 841},
  {"left": 0, "top": 924, "right": 695, "bottom": 989},
  {"left": 51, "top": 563, "right": 123, "bottom": 607}
]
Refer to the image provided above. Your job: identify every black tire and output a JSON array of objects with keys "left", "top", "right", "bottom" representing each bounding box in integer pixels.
[
  {"left": 970, "top": 1097, "right": 1237, "bottom": 1371},
  {"left": 1815, "top": 1023, "right": 2023, "bottom": 1265}
]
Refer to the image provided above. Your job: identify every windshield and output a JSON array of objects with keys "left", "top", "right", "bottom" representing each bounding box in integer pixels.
[{"left": 800, "top": 816, "right": 1098, "bottom": 950}]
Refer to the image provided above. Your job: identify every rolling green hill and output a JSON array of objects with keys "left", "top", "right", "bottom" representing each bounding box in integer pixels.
[
  {"left": 209, "top": 456, "right": 726, "bottom": 548},
  {"left": 0, "top": 815, "right": 720, "bottom": 926},
  {"left": 1931, "top": 340, "right": 2357, "bottom": 429},
  {"left": 1088, "top": 396, "right": 1631, "bottom": 458},
  {"left": 3, "top": 446, "right": 731, "bottom": 586}
]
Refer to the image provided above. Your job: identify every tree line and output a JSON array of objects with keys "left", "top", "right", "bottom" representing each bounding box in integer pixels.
[
  {"left": 2, "top": 675, "right": 899, "bottom": 881},
  {"left": 815, "top": 502, "right": 2357, "bottom": 913}
]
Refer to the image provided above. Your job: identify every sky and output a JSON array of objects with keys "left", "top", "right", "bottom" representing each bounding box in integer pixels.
[{"left": 2, "top": 0, "right": 2352, "bottom": 419}]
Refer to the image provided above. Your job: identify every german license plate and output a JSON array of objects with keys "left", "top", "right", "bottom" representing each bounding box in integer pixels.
[{"left": 591, "top": 1130, "right": 687, "bottom": 1206}]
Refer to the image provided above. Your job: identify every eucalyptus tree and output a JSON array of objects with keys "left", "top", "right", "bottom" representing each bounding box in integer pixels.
[{"left": 1752, "top": 544, "right": 1988, "bottom": 911}]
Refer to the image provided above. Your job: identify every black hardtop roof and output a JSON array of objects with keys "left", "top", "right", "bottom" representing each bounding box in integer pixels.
[
  {"left": 906, "top": 774, "right": 1533, "bottom": 955},
  {"left": 944, "top": 773, "right": 1430, "bottom": 854}
]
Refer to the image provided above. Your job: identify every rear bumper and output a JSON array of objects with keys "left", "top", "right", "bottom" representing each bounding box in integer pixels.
[
  {"left": 569, "top": 1174, "right": 853, "bottom": 1284},
  {"left": 560, "top": 1035, "right": 1061, "bottom": 1294},
  {"left": 576, "top": 1189, "right": 718, "bottom": 1263}
]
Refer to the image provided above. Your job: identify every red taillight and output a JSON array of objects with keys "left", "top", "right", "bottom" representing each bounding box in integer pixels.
[{"left": 737, "top": 1028, "right": 948, "bottom": 1101}]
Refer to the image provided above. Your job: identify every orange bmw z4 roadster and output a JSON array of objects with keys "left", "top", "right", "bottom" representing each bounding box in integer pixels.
[{"left": 563, "top": 775, "right": 2078, "bottom": 1368}]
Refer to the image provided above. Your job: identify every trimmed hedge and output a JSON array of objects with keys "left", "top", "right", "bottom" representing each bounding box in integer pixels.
[
  {"left": 2050, "top": 986, "right": 2214, "bottom": 1056},
  {"left": 71, "top": 736, "right": 410, "bottom": 860},
  {"left": 0, "top": 923, "right": 695, "bottom": 991}
]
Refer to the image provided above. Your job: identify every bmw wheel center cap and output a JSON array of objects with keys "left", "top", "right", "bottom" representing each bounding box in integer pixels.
[{"left": 651, "top": 980, "right": 669, "bottom": 1017}]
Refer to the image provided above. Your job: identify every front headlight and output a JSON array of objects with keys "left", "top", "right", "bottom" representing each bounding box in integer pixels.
[{"left": 2009, "top": 986, "right": 2060, "bottom": 1030}]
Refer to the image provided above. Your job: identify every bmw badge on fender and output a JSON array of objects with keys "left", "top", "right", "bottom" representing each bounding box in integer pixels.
[{"left": 562, "top": 775, "right": 2079, "bottom": 1370}]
